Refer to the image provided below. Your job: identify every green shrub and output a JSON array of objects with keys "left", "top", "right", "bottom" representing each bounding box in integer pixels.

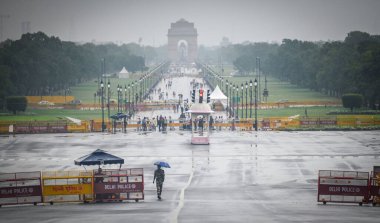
[
  {"left": 6, "top": 96, "right": 27, "bottom": 114},
  {"left": 342, "top": 94, "right": 363, "bottom": 112}
]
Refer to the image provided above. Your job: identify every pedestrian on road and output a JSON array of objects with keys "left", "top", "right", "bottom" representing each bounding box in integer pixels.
[{"left": 153, "top": 165, "right": 165, "bottom": 200}]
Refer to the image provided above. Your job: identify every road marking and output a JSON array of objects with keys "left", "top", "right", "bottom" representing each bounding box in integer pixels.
[{"left": 169, "top": 168, "right": 194, "bottom": 223}]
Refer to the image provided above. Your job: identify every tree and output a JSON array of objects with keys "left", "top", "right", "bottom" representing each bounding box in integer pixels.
[
  {"left": 6, "top": 96, "right": 27, "bottom": 114},
  {"left": 342, "top": 94, "right": 363, "bottom": 112}
]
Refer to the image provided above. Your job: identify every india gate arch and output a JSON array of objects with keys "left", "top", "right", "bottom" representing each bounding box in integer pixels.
[{"left": 167, "top": 19, "right": 198, "bottom": 63}]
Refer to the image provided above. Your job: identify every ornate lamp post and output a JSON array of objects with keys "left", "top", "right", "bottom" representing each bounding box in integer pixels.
[
  {"left": 237, "top": 84, "right": 240, "bottom": 118},
  {"left": 226, "top": 80, "right": 229, "bottom": 117},
  {"left": 230, "top": 83, "right": 233, "bottom": 117},
  {"left": 249, "top": 80, "right": 253, "bottom": 118},
  {"left": 131, "top": 82, "right": 134, "bottom": 114},
  {"left": 139, "top": 78, "right": 142, "bottom": 102},
  {"left": 117, "top": 85, "right": 120, "bottom": 113},
  {"left": 240, "top": 84, "right": 244, "bottom": 118},
  {"left": 245, "top": 81, "right": 248, "bottom": 119},
  {"left": 119, "top": 85, "right": 122, "bottom": 112},
  {"left": 233, "top": 85, "right": 236, "bottom": 118},
  {"left": 107, "top": 80, "right": 111, "bottom": 127},
  {"left": 100, "top": 80, "right": 105, "bottom": 132},
  {"left": 254, "top": 78, "right": 258, "bottom": 131},
  {"left": 128, "top": 84, "right": 131, "bottom": 115},
  {"left": 124, "top": 85, "right": 127, "bottom": 112}
]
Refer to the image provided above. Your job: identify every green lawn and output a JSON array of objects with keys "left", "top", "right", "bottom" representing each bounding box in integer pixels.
[
  {"left": 70, "top": 77, "right": 139, "bottom": 103},
  {"left": 225, "top": 76, "right": 339, "bottom": 102},
  {"left": 1, "top": 73, "right": 370, "bottom": 122},
  {"left": 0, "top": 109, "right": 102, "bottom": 122}
]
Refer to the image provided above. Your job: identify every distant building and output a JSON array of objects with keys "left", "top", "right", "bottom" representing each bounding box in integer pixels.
[{"left": 167, "top": 19, "right": 198, "bottom": 63}]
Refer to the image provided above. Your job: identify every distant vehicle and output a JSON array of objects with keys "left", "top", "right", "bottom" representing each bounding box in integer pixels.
[
  {"left": 38, "top": 101, "right": 54, "bottom": 105},
  {"left": 68, "top": 99, "right": 82, "bottom": 105}
]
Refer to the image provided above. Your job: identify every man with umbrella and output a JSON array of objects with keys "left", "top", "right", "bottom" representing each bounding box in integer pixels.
[{"left": 153, "top": 161, "right": 170, "bottom": 200}]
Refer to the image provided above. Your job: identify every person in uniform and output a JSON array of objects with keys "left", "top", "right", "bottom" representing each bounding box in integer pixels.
[{"left": 153, "top": 165, "right": 165, "bottom": 199}]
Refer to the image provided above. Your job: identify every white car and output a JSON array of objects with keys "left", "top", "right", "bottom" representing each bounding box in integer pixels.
[{"left": 38, "top": 100, "right": 54, "bottom": 105}]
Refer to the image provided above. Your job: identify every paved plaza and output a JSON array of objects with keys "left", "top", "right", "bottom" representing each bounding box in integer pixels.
[{"left": 0, "top": 130, "right": 379, "bottom": 222}]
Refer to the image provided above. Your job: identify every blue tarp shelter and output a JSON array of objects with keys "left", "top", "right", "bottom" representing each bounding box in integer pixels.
[{"left": 74, "top": 149, "right": 124, "bottom": 166}]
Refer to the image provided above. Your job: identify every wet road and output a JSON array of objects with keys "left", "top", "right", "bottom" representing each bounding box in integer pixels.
[{"left": 0, "top": 131, "right": 379, "bottom": 222}]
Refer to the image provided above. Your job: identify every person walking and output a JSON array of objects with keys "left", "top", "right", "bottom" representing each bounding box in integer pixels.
[{"left": 153, "top": 165, "right": 165, "bottom": 200}]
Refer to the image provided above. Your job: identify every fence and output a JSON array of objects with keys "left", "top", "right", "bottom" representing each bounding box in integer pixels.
[
  {"left": 41, "top": 170, "right": 93, "bottom": 204},
  {"left": 0, "top": 121, "right": 89, "bottom": 134},
  {"left": 26, "top": 96, "right": 75, "bottom": 104},
  {"left": 0, "top": 171, "right": 42, "bottom": 207},
  {"left": 370, "top": 166, "right": 380, "bottom": 206},
  {"left": 1, "top": 115, "right": 379, "bottom": 134},
  {"left": 318, "top": 170, "right": 370, "bottom": 205},
  {"left": 0, "top": 168, "right": 145, "bottom": 207},
  {"left": 93, "top": 168, "right": 144, "bottom": 202}
]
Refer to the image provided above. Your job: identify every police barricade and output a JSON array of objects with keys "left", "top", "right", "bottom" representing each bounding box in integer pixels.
[
  {"left": 93, "top": 168, "right": 144, "bottom": 202},
  {"left": 370, "top": 166, "right": 380, "bottom": 206},
  {"left": 318, "top": 170, "right": 369, "bottom": 205},
  {"left": 0, "top": 171, "right": 42, "bottom": 207},
  {"left": 41, "top": 170, "right": 93, "bottom": 204}
]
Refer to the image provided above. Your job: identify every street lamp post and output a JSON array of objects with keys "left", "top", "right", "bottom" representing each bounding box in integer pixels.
[
  {"left": 139, "top": 78, "right": 142, "bottom": 102},
  {"left": 254, "top": 79, "right": 258, "bottom": 131},
  {"left": 232, "top": 85, "right": 236, "bottom": 118},
  {"left": 119, "top": 85, "right": 122, "bottom": 112},
  {"left": 117, "top": 85, "right": 120, "bottom": 113},
  {"left": 249, "top": 80, "right": 253, "bottom": 118},
  {"left": 132, "top": 82, "right": 134, "bottom": 114},
  {"left": 230, "top": 83, "right": 233, "bottom": 117},
  {"left": 245, "top": 82, "right": 248, "bottom": 119},
  {"left": 101, "top": 80, "right": 105, "bottom": 132},
  {"left": 128, "top": 84, "right": 131, "bottom": 115},
  {"left": 124, "top": 85, "right": 127, "bottom": 113},
  {"left": 226, "top": 80, "right": 229, "bottom": 117},
  {"left": 236, "top": 85, "right": 239, "bottom": 118},
  {"left": 107, "top": 80, "right": 111, "bottom": 128},
  {"left": 241, "top": 84, "right": 243, "bottom": 119}
]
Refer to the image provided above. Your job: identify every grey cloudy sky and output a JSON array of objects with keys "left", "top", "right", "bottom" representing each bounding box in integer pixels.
[{"left": 1, "top": 0, "right": 379, "bottom": 46}]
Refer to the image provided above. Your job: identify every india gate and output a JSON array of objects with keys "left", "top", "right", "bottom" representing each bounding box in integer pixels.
[{"left": 167, "top": 18, "right": 198, "bottom": 63}]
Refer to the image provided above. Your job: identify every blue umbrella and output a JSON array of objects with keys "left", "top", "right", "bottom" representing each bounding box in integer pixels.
[{"left": 154, "top": 161, "right": 171, "bottom": 168}]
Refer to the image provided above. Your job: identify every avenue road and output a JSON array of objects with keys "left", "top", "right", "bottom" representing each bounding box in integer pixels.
[{"left": 0, "top": 130, "right": 379, "bottom": 222}]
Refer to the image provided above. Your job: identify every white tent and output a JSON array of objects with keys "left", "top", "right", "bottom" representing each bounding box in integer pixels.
[
  {"left": 118, "top": 67, "right": 129, "bottom": 78},
  {"left": 210, "top": 85, "right": 227, "bottom": 100}
]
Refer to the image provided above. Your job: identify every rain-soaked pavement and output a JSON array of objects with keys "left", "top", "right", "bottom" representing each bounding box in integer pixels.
[
  {"left": 1, "top": 76, "right": 379, "bottom": 222},
  {"left": 0, "top": 131, "right": 379, "bottom": 222}
]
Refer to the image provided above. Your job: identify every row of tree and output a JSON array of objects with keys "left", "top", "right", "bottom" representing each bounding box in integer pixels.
[
  {"left": 222, "top": 31, "right": 379, "bottom": 108},
  {"left": 0, "top": 32, "right": 147, "bottom": 104}
]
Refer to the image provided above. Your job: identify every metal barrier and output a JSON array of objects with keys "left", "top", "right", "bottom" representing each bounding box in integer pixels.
[
  {"left": 318, "top": 170, "right": 370, "bottom": 205},
  {"left": 93, "top": 168, "right": 144, "bottom": 202},
  {"left": 0, "top": 171, "right": 42, "bottom": 207},
  {"left": 41, "top": 170, "right": 93, "bottom": 204},
  {"left": 370, "top": 166, "right": 380, "bottom": 206}
]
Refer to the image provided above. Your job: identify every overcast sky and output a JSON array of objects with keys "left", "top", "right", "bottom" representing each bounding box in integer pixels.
[{"left": 1, "top": 0, "right": 379, "bottom": 46}]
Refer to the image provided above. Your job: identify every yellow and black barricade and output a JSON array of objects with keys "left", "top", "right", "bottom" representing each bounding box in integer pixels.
[{"left": 41, "top": 170, "right": 93, "bottom": 204}]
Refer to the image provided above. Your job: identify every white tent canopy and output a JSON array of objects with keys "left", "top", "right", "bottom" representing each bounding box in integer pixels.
[
  {"left": 119, "top": 67, "right": 129, "bottom": 78},
  {"left": 210, "top": 85, "right": 227, "bottom": 100}
]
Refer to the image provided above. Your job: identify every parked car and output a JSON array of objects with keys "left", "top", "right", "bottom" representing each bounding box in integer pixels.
[{"left": 38, "top": 100, "right": 54, "bottom": 105}]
